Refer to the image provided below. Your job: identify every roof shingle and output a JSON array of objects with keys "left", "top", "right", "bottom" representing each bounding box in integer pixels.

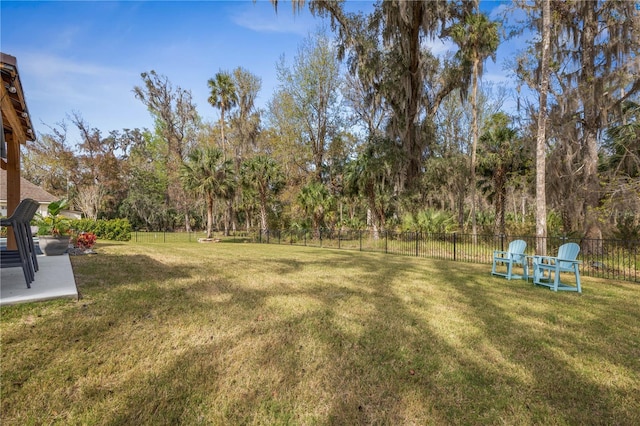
[{"left": 0, "top": 169, "right": 58, "bottom": 203}]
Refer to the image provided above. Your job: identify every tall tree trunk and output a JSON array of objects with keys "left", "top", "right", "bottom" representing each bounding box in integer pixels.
[
  {"left": 470, "top": 57, "right": 479, "bottom": 241},
  {"left": 206, "top": 194, "right": 214, "bottom": 238},
  {"left": 535, "top": 0, "right": 551, "bottom": 256},
  {"left": 403, "top": 4, "right": 425, "bottom": 188},
  {"left": 580, "top": 0, "right": 601, "bottom": 240},
  {"left": 259, "top": 191, "right": 268, "bottom": 231},
  {"left": 184, "top": 213, "right": 192, "bottom": 233},
  {"left": 260, "top": 206, "right": 268, "bottom": 232},
  {"left": 496, "top": 169, "right": 507, "bottom": 235},
  {"left": 220, "top": 109, "right": 227, "bottom": 161},
  {"left": 225, "top": 199, "right": 233, "bottom": 236}
]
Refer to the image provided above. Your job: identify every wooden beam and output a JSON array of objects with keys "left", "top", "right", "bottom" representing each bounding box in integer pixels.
[
  {"left": 4, "top": 131, "right": 20, "bottom": 250},
  {"left": 1, "top": 84, "right": 27, "bottom": 145},
  {"left": 1, "top": 74, "right": 26, "bottom": 250}
]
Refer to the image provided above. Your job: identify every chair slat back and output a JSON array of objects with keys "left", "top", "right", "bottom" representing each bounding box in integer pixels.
[
  {"left": 557, "top": 243, "right": 580, "bottom": 268},
  {"left": 24, "top": 199, "right": 40, "bottom": 223},
  {"left": 508, "top": 240, "right": 527, "bottom": 257},
  {"left": 2, "top": 198, "right": 33, "bottom": 223}
]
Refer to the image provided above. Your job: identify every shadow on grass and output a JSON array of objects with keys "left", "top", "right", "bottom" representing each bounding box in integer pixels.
[
  {"left": 71, "top": 252, "right": 194, "bottom": 290},
  {"left": 436, "top": 262, "right": 640, "bottom": 423},
  {"left": 2, "top": 244, "right": 638, "bottom": 424}
]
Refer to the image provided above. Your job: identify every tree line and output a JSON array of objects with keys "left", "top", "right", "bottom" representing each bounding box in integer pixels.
[{"left": 21, "top": 0, "right": 640, "bottom": 245}]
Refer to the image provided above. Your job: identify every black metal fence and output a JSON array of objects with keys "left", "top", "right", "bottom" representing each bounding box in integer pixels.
[{"left": 129, "top": 230, "right": 639, "bottom": 283}]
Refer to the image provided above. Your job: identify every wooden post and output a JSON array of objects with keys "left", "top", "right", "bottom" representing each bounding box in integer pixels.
[
  {"left": 4, "top": 132, "right": 20, "bottom": 250},
  {"left": 2, "top": 54, "right": 35, "bottom": 250}
]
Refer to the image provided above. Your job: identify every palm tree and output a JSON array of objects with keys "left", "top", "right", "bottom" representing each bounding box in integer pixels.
[
  {"left": 344, "top": 136, "right": 401, "bottom": 238},
  {"left": 605, "top": 101, "right": 640, "bottom": 177},
  {"left": 207, "top": 71, "right": 238, "bottom": 159},
  {"left": 297, "top": 180, "right": 332, "bottom": 239},
  {"left": 241, "top": 155, "right": 285, "bottom": 232},
  {"left": 478, "top": 113, "right": 527, "bottom": 235},
  {"left": 180, "top": 146, "right": 234, "bottom": 238},
  {"left": 602, "top": 100, "right": 640, "bottom": 232},
  {"left": 450, "top": 11, "right": 500, "bottom": 239}
]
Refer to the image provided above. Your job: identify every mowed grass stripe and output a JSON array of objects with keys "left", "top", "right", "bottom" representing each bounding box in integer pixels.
[{"left": 1, "top": 241, "right": 638, "bottom": 424}]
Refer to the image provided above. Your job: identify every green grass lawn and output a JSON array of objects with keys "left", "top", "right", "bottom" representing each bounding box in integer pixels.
[{"left": 2, "top": 241, "right": 639, "bottom": 425}]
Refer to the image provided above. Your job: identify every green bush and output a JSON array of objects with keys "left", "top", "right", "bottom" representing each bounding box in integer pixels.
[
  {"left": 401, "top": 209, "right": 457, "bottom": 234},
  {"left": 70, "top": 218, "right": 132, "bottom": 241}
]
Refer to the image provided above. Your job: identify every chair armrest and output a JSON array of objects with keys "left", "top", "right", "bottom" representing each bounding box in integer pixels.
[
  {"left": 533, "top": 255, "right": 581, "bottom": 265},
  {"left": 555, "top": 258, "right": 582, "bottom": 264},
  {"left": 533, "top": 255, "right": 554, "bottom": 265}
]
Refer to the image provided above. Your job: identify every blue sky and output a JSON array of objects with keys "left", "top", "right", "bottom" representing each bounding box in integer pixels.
[{"left": 2, "top": 0, "right": 519, "bottom": 145}]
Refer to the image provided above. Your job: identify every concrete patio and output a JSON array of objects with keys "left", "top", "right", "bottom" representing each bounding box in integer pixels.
[{"left": 1, "top": 254, "right": 78, "bottom": 306}]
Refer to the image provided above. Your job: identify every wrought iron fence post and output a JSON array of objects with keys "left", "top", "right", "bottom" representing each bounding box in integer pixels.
[
  {"left": 359, "top": 230, "right": 362, "bottom": 251},
  {"left": 338, "top": 229, "right": 341, "bottom": 249},
  {"left": 385, "top": 231, "right": 388, "bottom": 254},
  {"left": 453, "top": 232, "right": 457, "bottom": 262},
  {"left": 635, "top": 244, "right": 638, "bottom": 283},
  {"left": 416, "top": 231, "right": 419, "bottom": 257}
]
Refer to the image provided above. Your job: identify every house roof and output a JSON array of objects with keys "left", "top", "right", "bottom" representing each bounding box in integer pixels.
[{"left": 0, "top": 169, "right": 58, "bottom": 203}]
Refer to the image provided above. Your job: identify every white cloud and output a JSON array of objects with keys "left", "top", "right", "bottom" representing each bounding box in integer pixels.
[
  {"left": 49, "top": 26, "right": 85, "bottom": 51},
  {"left": 19, "top": 51, "right": 137, "bottom": 113},
  {"left": 424, "top": 37, "right": 457, "bottom": 56},
  {"left": 15, "top": 51, "right": 151, "bottom": 141},
  {"left": 20, "top": 52, "right": 132, "bottom": 80}
]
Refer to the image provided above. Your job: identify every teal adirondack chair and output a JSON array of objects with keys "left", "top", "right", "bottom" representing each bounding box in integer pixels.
[
  {"left": 533, "top": 242, "right": 581, "bottom": 293},
  {"left": 492, "top": 240, "right": 528, "bottom": 280}
]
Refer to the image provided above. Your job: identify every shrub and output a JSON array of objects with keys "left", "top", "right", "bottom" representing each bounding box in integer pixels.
[
  {"left": 401, "top": 209, "right": 457, "bottom": 234},
  {"left": 70, "top": 218, "right": 132, "bottom": 241},
  {"left": 73, "top": 232, "right": 97, "bottom": 249}
]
